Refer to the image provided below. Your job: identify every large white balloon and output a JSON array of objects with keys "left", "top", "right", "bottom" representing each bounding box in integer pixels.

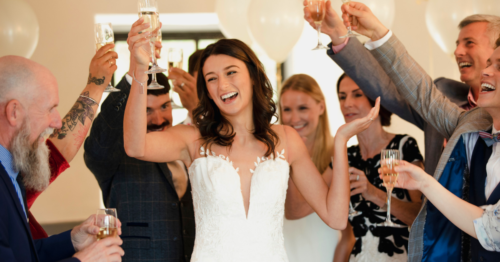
[
  {"left": 0, "top": 0, "right": 39, "bottom": 58},
  {"left": 215, "top": 0, "right": 253, "bottom": 47},
  {"left": 425, "top": 0, "right": 474, "bottom": 56},
  {"left": 247, "top": 0, "right": 304, "bottom": 63}
]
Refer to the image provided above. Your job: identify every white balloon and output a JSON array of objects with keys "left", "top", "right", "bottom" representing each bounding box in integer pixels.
[
  {"left": 0, "top": 0, "right": 39, "bottom": 58},
  {"left": 247, "top": 0, "right": 304, "bottom": 63},
  {"left": 215, "top": 0, "right": 253, "bottom": 47},
  {"left": 425, "top": 0, "right": 474, "bottom": 56}
]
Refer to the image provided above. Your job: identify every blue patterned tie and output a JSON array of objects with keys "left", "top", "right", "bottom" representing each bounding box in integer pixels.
[{"left": 479, "top": 131, "right": 500, "bottom": 147}]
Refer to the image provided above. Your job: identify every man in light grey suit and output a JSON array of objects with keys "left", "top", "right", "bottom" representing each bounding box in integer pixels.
[{"left": 303, "top": 0, "right": 500, "bottom": 178}]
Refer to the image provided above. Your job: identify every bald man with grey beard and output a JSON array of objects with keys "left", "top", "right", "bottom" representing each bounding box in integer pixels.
[{"left": 0, "top": 55, "right": 124, "bottom": 262}]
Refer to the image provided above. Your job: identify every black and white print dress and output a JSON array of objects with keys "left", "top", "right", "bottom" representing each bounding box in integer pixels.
[{"left": 332, "top": 134, "right": 423, "bottom": 262}]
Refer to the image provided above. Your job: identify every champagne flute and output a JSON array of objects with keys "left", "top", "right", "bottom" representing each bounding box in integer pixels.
[
  {"left": 94, "top": 23, "right": 120, "bottom": 92},
  {"left": 308, "top": 0, "right": 329, "bottom": 50},
  {"left": 376, "top": 150, "right": 406, "bottom": 228},
  {"left": 339, "top": 0, "right": 359, "bottom": 38},
  {"left": 167, "top": 48, "right": 184, "bottom": 109},
  {"left": 138, "top": 0, "right": 167, "bottom": 74},
  {"left": 148, "top": 30, "right": 164, "bottom": 90},
  {"left": 95, "top": 208, "right": 118, "bottom": 240}
]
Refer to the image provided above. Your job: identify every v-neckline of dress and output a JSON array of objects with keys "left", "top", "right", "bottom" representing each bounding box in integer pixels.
[{"left": 194, "top": 147, "right": 287, "bottom": 219}]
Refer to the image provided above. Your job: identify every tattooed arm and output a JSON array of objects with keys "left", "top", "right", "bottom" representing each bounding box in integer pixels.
[{"left": 49, "top": 43, "right": 118, "bottom": 163}]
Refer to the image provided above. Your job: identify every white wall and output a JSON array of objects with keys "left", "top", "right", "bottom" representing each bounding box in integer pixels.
[{"left": 25, "top": 0, "right": 458, "bottom": 224}]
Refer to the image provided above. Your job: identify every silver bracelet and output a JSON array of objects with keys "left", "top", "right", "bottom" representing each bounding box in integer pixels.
[
  {"left": 132, "top": 69, "right": 147, "bottom": 94},
  {"left": 79, "top": 94, "right": 97, "bottom": 105}
]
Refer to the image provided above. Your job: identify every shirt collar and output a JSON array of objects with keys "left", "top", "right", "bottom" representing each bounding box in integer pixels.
[
  {"left": 494, "top": 126, "right": 498, "bottom": 134},
  {"left": 0, "top": 144, "right": 18, "bottom": 180}
]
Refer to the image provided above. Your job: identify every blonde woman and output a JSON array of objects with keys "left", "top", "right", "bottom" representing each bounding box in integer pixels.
[{"left": 280, "top": 74, "right": 338, "bottom": 262}]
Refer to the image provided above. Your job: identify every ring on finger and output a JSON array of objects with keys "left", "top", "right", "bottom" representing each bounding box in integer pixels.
[
  {"left": 356, "top": 174, "right": 360, "bottom": 181},
  {"left": 180, "top": 82, "right": 185, "bottom": 88}
]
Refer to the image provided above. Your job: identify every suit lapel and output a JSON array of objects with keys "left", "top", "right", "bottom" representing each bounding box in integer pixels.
[
  {"left": 0, "top": 168, "right": 30, "bottom": 230},
  {"left": 158, "top": 163, "right": 175, "bottom": 192},
  {"left": 0, "top": 167, "right": 39, "bottom": 261}
]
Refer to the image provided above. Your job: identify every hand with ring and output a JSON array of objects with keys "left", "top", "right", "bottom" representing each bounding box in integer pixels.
[
  {"left": 349, "top": 167, "right": 379, "bottom": 201},
  {"left": 168, "top": 67, "right": 199, "bottom": 115}
]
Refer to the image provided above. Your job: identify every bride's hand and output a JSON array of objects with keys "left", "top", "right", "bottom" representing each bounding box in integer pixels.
[
  {"left": 336, "top": 97, "right": 380, "bottom": 141},
  {"left": 127, "top": 18, "right": 152, "bottom": 71}
]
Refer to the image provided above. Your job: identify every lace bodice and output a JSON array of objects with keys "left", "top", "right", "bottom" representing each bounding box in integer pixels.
[{"left": 188, "top": 147, "right": 290, "bottom": 262}]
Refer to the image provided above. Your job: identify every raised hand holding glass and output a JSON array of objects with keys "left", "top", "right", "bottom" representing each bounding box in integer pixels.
[
  {"left": 307, "top": 0, "right": 329, "bottom": 50},
  {"left": 339, "top": 0, "right": 359, "bottom": 38},
  {"left": 138, "top": 0, "right": 166, "bottom": 75},
  {"left": 94, "top": 23, "right": 120, "bottom": 92}
]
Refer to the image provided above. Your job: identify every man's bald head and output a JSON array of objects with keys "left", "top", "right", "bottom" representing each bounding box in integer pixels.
[{"left": 0, "top": 55, "right": 56, "bottom": 106}]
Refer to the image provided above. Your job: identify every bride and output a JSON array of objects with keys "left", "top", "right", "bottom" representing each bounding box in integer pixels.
[{"left": 124, "top": 23, "right": 379, "bottom": 262}]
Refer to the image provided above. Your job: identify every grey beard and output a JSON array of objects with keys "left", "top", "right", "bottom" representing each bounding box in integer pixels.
[{"left": 10, "top": 120, "right": 53, "bottom": 192}]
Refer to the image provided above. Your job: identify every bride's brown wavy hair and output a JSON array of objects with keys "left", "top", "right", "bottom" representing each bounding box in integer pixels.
[{"left": 192, "top": 39, "right": 279, "bottom": 157}]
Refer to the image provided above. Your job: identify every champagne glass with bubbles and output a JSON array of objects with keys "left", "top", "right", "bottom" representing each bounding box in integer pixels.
[
  {"left": 138, "top": 0, "right": 166, "bottom": 75},
  {"left": 376, "top": 150, "right": 406, "bottom": 228},
  {"left": 95, "top": 23, "right": 120, "bottom": 92},
  {"left": 339, "top": 0, "right": 359, "bottom": 38},
  {"left": 308, "top": 0, "right": 329, "bottom": 50},
  {"left": 167, "top": 48, "right": 184, "bottom": 109},
  {"left": 148, "top": 30, "right": 164, "bottom": 90}
]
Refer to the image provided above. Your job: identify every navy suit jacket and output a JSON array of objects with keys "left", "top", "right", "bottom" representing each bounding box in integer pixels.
[
  {"left": 84, "top": 76, "right": 195, "bottom": 262},
  {"left": 0, "top": 164, "right": 78, "bottom": 262}
]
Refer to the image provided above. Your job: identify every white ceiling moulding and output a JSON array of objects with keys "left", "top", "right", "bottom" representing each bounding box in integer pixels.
[{"left": 95, "top": 13, "right": 220, "bottom": 33}]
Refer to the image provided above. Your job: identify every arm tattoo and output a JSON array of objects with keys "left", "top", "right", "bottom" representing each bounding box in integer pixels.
[
  {"left": 87, "top": 73, "right": 105, "bottom": 85},
  {"left": 50, "top": 91, "right": 98, "bottom": 140}
]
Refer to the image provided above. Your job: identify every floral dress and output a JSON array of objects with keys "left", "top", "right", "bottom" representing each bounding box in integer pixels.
[{"left": 332, "top": 134, "right": 423, "bottom": 262}]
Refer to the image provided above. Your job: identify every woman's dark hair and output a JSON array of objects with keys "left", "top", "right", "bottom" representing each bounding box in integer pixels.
[
  {"left": 336, "top": 73, "right": 392, "bottom": 126},
  {"left": 188, "top": 49, "right": 204, "bottom": 76},
  {"left": 192, "top": 39, "right": 279, "bottom": 157}
]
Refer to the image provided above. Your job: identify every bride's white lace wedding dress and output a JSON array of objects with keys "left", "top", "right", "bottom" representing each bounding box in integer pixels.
[{"left": 188, "top": 147, "right": 290, "bottom": 262}]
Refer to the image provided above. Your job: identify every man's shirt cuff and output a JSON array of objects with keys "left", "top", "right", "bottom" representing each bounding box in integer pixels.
[
  {"left": 125, "top": 74, "right": 133, "bottom": 85},
  {"left": 364, "top": 30, "right": 393, "bottom": 50}
]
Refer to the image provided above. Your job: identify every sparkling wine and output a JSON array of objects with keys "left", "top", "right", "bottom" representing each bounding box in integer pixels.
[
  {"left": 381, "top": 161, "right": 399, "bottom": 190},
  {"left": 97, "top": 227, "right": 118, "bottom": 240},
  {"left": 139, "top": 11, "right": 160, "bottom": 38},
  {"left": 309, "top": 1, "right": 326, "bottom": 22}
]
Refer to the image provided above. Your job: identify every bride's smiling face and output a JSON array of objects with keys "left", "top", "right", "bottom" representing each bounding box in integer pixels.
[{"left": 203, "top": 54, "right": 253, "bottom": 116}]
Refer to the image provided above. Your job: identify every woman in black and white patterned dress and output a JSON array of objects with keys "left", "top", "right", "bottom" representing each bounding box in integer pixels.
[{"left": 332, "top": 74, "right": 424, "bottom": 262}]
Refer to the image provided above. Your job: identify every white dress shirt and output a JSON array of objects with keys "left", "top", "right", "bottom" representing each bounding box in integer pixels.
[{"left": 485, "top": 127, "right": 500, "bottom": 200}]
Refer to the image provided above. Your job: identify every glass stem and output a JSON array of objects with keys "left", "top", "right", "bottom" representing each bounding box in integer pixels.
[
  {"left": 386, "top": 188, "right": 392, "bottom": 222},
  {"left": 150, "top": 41, "right": 158, "bottom": 66},
  {"left": 151, "top": 72, "right": 157, "bottom": 83},
  {"left": 316, "top": 22, "right": 323, "bottom": 46}
]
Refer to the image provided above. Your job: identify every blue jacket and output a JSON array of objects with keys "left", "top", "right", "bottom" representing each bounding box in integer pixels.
[{"left": 0, "top": 164, "right": 78, "bottom": 262}]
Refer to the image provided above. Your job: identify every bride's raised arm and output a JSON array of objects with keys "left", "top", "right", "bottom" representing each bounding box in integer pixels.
[
  {"left": 287, "top": 97, "right": 380, "bottom": 229},
  {"left": 123, "top": 19, "right": 196, "bottom": 164}
]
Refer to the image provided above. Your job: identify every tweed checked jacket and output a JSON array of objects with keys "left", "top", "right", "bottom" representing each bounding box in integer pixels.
[
  {"left": 328, "top": 37, "right": 470, "bottom": 178},
  {"left": 368, "top": 35, "right": 492, "bottom": 261},
  {"left": 84, "top": 77, "right": 195, "bottom": 262}
]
